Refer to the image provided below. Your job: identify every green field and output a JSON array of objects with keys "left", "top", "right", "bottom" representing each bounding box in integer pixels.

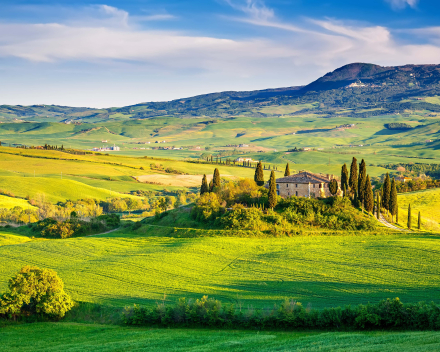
[
  {"left": 1, "top": 228, "right": 439, "bottom": 309},
  {"left": 2, "top": 323, "right": 440, "bottom": 352},
  {"left": 0, "top": 194, "right": 36, "bottom": 210}
]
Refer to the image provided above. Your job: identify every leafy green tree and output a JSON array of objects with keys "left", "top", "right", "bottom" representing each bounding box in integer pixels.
[
  {"left": 212, "top": 168, "right": 221, "bottom": 191},
  {"left": 389, "top": 178, "right": 398, "bottom": 222},
  {"left": 254, "top": 162, "right": 265, "bottom": 186},
  {"left": 329, "top": 179, "right": 338, "bottom": 196},
  {"left": 407, "top": 204, "right": 411, "bottom": 229},
  {"left": 382, "top": 173, "right": 391, "bottom": 211},
  {"left": 349, "top": 157, "right": 358, "bottom": 197},
  {"left": 358, "top": 159, "right": 367, "bottom": 203},
  {"left": 0, "top": 266, "right": 74, "bottom": 319},
  {"left": 341, "top": 164, "right": 349, "bottom": 197},
  {"left": 418, "top": 211, "right": 421, "bottom": 230},
  {"left": 200, "top": 174, "right": 209, "bottom": 195},
  {"left": 376, "top": 193, "right": 381, "bottom": 220},
  {"left": 268, "top": 171, "right": 277, "bottom": 209},
  {"left": 364, "top": 175, "right": 374, "bottom": 213},
  {"left": 284, "top": 163, "right": 291, "bottom": 177}
]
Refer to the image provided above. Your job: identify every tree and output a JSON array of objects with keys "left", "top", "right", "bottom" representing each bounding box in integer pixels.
[
  {"left": 358, "top": 159, "right": 367, "bottom": 204},
  {"left": 254, "top": 162, "right": 265, "bottom": 186},
  {"left": 341, "top": 164, "right": 349, "bottom": 197},
  {"left": 407, "top": 204, "right": 411, "bottom": 229},
  {"left": 284, "top": 163, "right": 291, "bottom": 177},
  {"left": 418, "top": 211, "right": 421, "bottom": 230},
  {"left": 364, "top": 175, "right": 374, "bottom": 213},
  {"left": 349, "top": 157, "right": 358, "bottom": 197},
  {"left": 396, "top": 205, "right": 399, "bottom": 223},
  {"left": 268, "top": 171, "right": 277, "bottom": 209},
  {"left": 200, "top": 174, "right": 209, "bottom": 195},
  {"left": 0, "top": 266, "right": 74, "bottom": 319},
  {"left": 382, "top": 173, "right": 391, "bottom": 212},
  {"left": 376, "top": 193, "right": 381, "bottom": 220},
  {"left": 329, "top": 179, "right": 338, "bottom": 196},
  {"left": 212, "top": 168, "right": 221, "bottom": 191},
  {"left": 389, "top": 178, "right": 398, "bottom": 222}
]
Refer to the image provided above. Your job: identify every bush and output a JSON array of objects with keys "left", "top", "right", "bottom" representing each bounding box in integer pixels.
[{"left": 0, "top": 266, "right": 74, "bottom": 320}]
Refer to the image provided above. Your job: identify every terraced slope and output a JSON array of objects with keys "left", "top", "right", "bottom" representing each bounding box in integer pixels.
[{"left": 1, "top": 230, "right": 439, "bottom": 309}]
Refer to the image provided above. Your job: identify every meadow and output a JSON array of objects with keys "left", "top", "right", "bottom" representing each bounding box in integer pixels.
[
  {"left": 2, "top": 323, "right": 440, "bottom": 352},
  {"left": 1, "top": 227, "right": 439, "bottom": 310}
]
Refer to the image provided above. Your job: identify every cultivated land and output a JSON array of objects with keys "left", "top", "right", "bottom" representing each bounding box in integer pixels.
[
  {"left": 1, "top": 229, "right": 439, "bottom": 309},
  {"left": 3, "top": 323, "right": 440, "bottom": 352}
]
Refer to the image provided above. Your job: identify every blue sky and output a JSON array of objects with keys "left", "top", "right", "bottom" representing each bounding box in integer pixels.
[{"left": 0, "top": 0, "right": 439, "bottom": 107}]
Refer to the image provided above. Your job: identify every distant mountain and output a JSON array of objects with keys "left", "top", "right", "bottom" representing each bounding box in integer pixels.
[{"left": 1, "top": 62, "right": 440, "bottom": 122}]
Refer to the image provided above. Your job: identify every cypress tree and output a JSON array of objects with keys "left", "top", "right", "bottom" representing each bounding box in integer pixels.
[
  {"left": 396, "top": 205, "right": 399, "bottom": 223},
  {"left": 382, "top": 173, "right": 391, "bottom": 211},
  {"left": 341, "top": 163, "right": 349, "bottom": 197},
  {"left": 349, "top": 157, "right": 358, "bottom": 197},
  {"left": 364, "top": 175, "right": 374, "bottom": 213},
  {"left": 284, "top": 163, "right": 291, "bottom": 177},
  {"left": 329, "top": 179, "right": 338, "bottom": 196},
  {"left": 254, "top": 162, "right": 265, "bottom": 186},
  {"left": 376, "top": 193, "right": 381, "bottom": 220},
  {"left": 358, "top": 159, "right": 367, "bottom": 204},
  {"left": 389, "top": 178, "right": 398, "bottom": 222},
  {"left": 212, "top": 168, "right": 221, "bottom": 190},
  {"left": 268, "top": 171, "right": 277, "bottom": 209},
  {"left": 200, "top": 174, "right": 209, "bottom": 195},
  {"left": 407, "top": 204, "right": 411, "bottom": 229},
  {"left": 418, "top": 212, "right": 421, "bottom": 230},
  {"left": 209, "top": 180, "right": 213, "bottom": 192}
]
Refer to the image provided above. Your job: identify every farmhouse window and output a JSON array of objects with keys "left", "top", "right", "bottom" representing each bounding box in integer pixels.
[
  {"left": 286, "top": 184, "right": 289, "bottom": 188},
  {"left": 295, "top": 184, "right": 298, "bottom": 187},
  {"left": 276, "top": 184, "right": 279, "bottom": 189},
  {"left": 296, "top": 191, "right": 298, "bottom": 196}
]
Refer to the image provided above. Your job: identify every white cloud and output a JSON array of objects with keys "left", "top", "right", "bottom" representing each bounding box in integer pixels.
[{"left": 385, "top": 0, "right": 419, "bottom": 10}]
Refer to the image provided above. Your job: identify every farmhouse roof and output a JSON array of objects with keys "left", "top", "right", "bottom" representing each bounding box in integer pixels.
[{"left": 276, "top": 171, "right": 332, "bottom": 184}]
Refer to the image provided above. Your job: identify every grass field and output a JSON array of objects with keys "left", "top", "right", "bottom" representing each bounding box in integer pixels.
[
  {"left": 2, "top": 323, "right": 440, "bottom": 351},
  {"left": 1, "top": 228, "right": 439, "bottom": 309},
  {"left": 397, "top": 189, "right": 440, "bottom": 231},
  {"left": 0, "top": 194, "right": 36, "bottom": 210}
]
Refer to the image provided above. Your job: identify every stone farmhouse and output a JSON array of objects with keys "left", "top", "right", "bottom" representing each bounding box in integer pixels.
[{"left": 272, "top": 171, "right": 341, "bottom": 198}]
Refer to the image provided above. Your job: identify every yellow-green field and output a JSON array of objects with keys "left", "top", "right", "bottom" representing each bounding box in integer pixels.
[
  {"left": 0, "top": 194, "right": 36, "bottom": 210},
  {"left": 397, "top": 189, "right": 440, "bottom": 231},
  {"left": 1, "top": 228, "right": 439, "bottom": 309}
]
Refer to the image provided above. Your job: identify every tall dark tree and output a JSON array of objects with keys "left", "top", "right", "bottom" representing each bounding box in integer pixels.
[
  {"left": 200, "top": 174, "right": 209, "bottom": 195},
  {"left": 382, "top": 173, "right": 391, "bottom": 211},
  {"left": 254, "top": 162, "right": 265, "bottom": 186},
  {"left": 358, "top": 159, "right": 367, "bottom": 204},
  {"left": 396, "top": 205, "right": 399, "bottom": 223},
  {"left": 329, "top": 179, "right": 338, "bottom": 196},
  {"left": 212, "top": 168, "right": 221, "bottom": 190},
  {"left": 418, "top": 211, "right": 421, "bottom": 230},
  {"left": 341, "top": 164, "right": 349, "bottom": 196},
  {"left": 376, "top": 193, "right": 381, "bottom": 220},
  {"left": 364, "top": 175, "right": 374, "bottom": 213},
  {"left": 268, "top": 171, "right": 277, "bottom": 209},
  {"left": 407, "top": 204, "right": 411, "bottom": 229},
  {"left": 284, "top": 163, "right": 291, "bottom": 177},
  {"left": 349, "top": 157, "right": 358, "bottom": 197},
  {"left": 389, "top": 178, "right": 398, "bottom": 222}
]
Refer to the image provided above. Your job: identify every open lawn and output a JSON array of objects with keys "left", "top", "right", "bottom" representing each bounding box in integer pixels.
[
  {"left": 2, "top": 323, "right": 440, "bottom": 352},
  {"left": 1, "top": 228, "right": 439, "bottom": 309}
]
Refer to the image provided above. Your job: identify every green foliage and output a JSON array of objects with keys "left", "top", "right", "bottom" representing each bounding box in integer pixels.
[
  {"left": 268, "top": 171, "right": 277, "bottom": 209},
  {"left": 349, "top": 157, "right": 358, "bottom": 197},
  {"left": 125, "top": 296, "right": 440, "bottom": 331},
  {"left": 389, "top": 178, "right": 398, "bottom": 218},
  {"left": 358, "top": 159, "right": 366, "bottom": 203},
  {"left": 329, "top": 179, "right": 338, "bottom": 196},
  {"left": 364, "top": 175, "right": 374, "bottom": 213},
  {"left": 418, "top": 211, "right": 421, "bottom": 230},
  {"left": 284, "top": 163, "right": 291, "bottom": 177},
  {"left": 254, "top": 162, "right": 265, "bottom": 186},
  {"left": 212, "top": 168, "right": 221, "bottom": 191},
  {"left": 200, "top": 174, "right": 209, "bottom": 195},
  {"left": 0, "top": 266, "right": 73, "bottom": 319},
  {"left": 376, "top": 193, "right": 381, "bottom": 219},
  {"left": 408, "top": 204, "right": 412, "bottom": 229},
  {"left": 385, "top": 123, "right": 413, "bottom": 130},
  {"left": 191, "top": 193, "right": 222, "bottom": 223},
  {"left": 382, "top": 173, "right": 391, "bottom": 211}
]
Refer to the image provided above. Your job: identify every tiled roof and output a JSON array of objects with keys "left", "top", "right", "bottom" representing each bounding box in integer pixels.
[{"left": 276, "top": 171, "right": 331, "bottom": 184}]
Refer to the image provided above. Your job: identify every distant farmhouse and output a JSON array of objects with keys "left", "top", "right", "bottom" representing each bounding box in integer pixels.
[
  {"left": 269, "top": 171, "right": 341, "bottom": 198},
  {"left": 92, "top": 144, "right": 120, "bottom": 152},
  {"left": 235, "top": 157, "right": 258, "bottom": 163}
]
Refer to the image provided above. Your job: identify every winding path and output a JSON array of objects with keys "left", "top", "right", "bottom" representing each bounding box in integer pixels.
[{"left": 377, "top": 214, "right": 410, "bottom": 232}]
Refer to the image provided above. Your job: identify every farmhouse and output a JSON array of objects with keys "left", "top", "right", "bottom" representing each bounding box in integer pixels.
[
  {"left": 272, "top": 171, "right": 340, "bottom": 198},
  {"left": 396, "top": 176, "right": 412, "bottom": 183},
  {"left": 235, "top": 157, "right": 257, "bottom": 162}
]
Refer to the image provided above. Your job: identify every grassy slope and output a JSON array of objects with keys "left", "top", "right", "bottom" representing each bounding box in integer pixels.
[
  {"left": 2, "top": 323, "right": 440, "bottom": 352},
  {"left": 1, "top": 229, "right": 439, "bottom": 309},
  {"left": 0, "top": 195, "right": 36, "bottom": 210},
  {"left": 397, "top": 188, "right": 440, "bottom": 231}
]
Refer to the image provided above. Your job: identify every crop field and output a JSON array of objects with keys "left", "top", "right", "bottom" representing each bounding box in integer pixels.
[
  {"left": 3, "top": 323, "right": 440, "bottom": 352},
  {"left": 397, "top": 189, "right": 440, "bottom": 231},
  {"left": 1, "top": 229, "right": 439, "bottom": 309},
  {"left": 0, "top": 194, "right": 36, "bottom": 210}
]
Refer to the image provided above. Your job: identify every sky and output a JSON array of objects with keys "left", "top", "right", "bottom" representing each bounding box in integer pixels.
[{"left": 1, "top": 0, "right": 440, "bottom": 108}]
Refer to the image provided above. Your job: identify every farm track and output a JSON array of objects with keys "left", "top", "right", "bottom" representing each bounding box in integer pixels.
[{"left": 378, "top": 214, "right": 410, "bottom": 232}]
